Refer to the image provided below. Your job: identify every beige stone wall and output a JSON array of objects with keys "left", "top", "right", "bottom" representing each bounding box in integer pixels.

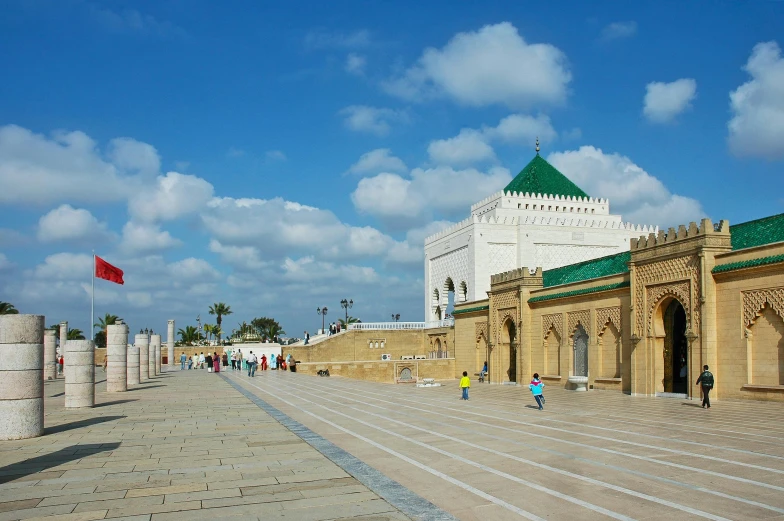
[
  {"left": 453, "top": 300, "right": 489, "bottom": 378},
  {"left": 714, "top": 256, "right": 784, "bottom": 402},
  {"left": 296, "top": 358, "right": 456, "bottom": 384}
]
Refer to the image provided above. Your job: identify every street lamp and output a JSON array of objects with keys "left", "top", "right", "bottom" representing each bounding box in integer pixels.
[
  {"left": 391, "top": 314, "right": 400, "bottom": 322},
  {"left": 317, "top": 307, "right": 328, "bottom": 334},
  {"left": 340, "top": 299, "right": 353, "bottom": 326}
]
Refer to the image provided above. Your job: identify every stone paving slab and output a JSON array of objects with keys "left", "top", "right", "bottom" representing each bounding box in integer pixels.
[{"left": 0, "top": 370, "right": 452, "bottom": 521}]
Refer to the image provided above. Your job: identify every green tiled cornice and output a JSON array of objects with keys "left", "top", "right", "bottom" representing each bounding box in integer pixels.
[
  {"left": 542, "top": 251, "right": 630, "bottom": 288},
  {"left": 529, "top": 281, "right": 630, "bottom": 303},
  {"left": 504, "top": 154, "right": 589, "bottom": 199},
  {"left": 730, "top": 212, "right": 784, "bottom": 250},
  {"left": 712, "top": 254, "right": 784, "bottom": 274},
  {"left": 453, "top": 305, "right": 490, "bottom": 315}
]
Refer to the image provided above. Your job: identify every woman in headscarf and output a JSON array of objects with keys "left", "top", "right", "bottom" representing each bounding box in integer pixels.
[
  {"left": 269, "top": 352, "right": 277, "bottom": 370},
  {"left": 205, "top": 353, "right": 213, "bottom": 372},
  {"left": 222, "top": 352, "right": 228, "bottom": 368},
  {"left": 213, "top": 352, "right": 220, "bottom": 373}
]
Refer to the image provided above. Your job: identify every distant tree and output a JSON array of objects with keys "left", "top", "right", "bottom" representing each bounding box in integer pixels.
[
  {"left": 251, "top": 317, "right": 285, "bottom": 341},
  {"left": 93, "top": 313, "right": 122, "bottom": 348},
  {"left": 178, "top": 326, "right": 200, "bottom": 346},
  {"left": 67, "top": 328, "right": 86, "bottom": 340},
  {"left": 0, "top": 302, "right": 19, "bottom": 315},
  {"left": 338, "top": 316, "right": 360, "bottom": 328},
  {"left": 208, "top": 303, "right": 232, "bottom": 342}
]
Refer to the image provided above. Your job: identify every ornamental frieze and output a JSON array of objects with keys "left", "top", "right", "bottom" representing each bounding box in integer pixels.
[
  {"left": 742, "top": 287, "right": 784, "bottom": 327},
  {"left": 567, "top": 310, "right": 591, "bottom": 337}
]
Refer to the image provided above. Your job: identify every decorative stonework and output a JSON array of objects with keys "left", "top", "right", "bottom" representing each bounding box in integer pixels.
[
  {"left": 634, "top": 254, "right": 701, "bottom": 336},
  {"left": 429, "top": 246, "right": 469, "bottom": 317},
  {"left": 491, "top": 288, "right": 520, "bottom": 344},
  {"left": 542, "top": 313, "right": 563, "bottom": 340},
  {"left": 488, "top": 243, "right": 516, "bottom": 277},
  {"left": 596, "top": 306, "right": 621, "bottom": 335},
  {"left": 475, "top": 322, "right": 488, "bottom": 343},
  {"left": 742, "top": 287, "right": 784, "bottom": 327},
  {"left": 568, "top": 310, "right": 591, "bottom": 337}
]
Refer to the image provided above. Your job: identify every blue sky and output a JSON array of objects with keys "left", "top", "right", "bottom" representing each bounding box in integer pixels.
[{"left": 1, "top": 0, "right": 782, "bottom": 339}]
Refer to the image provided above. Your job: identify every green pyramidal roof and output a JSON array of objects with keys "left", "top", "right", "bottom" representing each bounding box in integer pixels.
[
  {"left": 504, "top": 154, "right": 589, "bottom": 199},
  {"left": 729, "top": 212, "right": 784, "bottom": 251}
]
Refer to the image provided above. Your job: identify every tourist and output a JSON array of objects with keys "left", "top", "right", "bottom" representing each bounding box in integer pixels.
[
  {"left": 180, "top": 352, "right": 187, "bottom": 370},
  {"left": 459, "top": 371, "right": 470, "bottom": 400},
  {"left": 222, "top": 352, "right": 228, "bottom": 368},
  {"left": 304, "top": 331, "right": 309, "bottom": 345},
  {"left": 188, "top": 356, "right": 193, "bottom": 370},
  {"left": 290, "top": 357, "right": 297, "bottom": 373},
  {"left": 247, "top": 351, "right": 257, "bottom": 377},
  {"left": 481, "top": 361, "right": 487, "bottom": 382},
  {"left": 58, "top": 355, "right": 64, "bottom": 375},
  {"left": 529, "top": 373, "right": 545, "bottom": 410},
  {"left": 696, "top": 365, "right": 714, "bottom": 408},
  {"left": 277, "top": 354, "right": 284, "bottom": 370},
  {"left": 230, "top": 351, "right": 236, "bottom": 370},
  {"left": 198, "top": 352, "right": 205, "bottom": 369},
  {"left": 205, "top": 353, "right": 213, "bottom": 372},
  {"left": 261, "top": 353, "right": 267, "bottom": 371},
  {"left": 213, "top": 352, "right": 220, "bottom": 373},
  {"left": 236, "top": 349, "right": 243, "bottom": 371},
  {"left": 270, "top": 352, "right": 277, "bottom": 370}
]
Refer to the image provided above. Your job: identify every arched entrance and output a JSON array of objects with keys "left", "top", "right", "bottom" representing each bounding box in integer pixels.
[
  {"left": 663, "top": 300, "right": 687, "bottom": 394},
  {"left": 573, "top": 325, "right": 588, "bottom": 377},
  {"left": 501, "top": 318, "right": 517, "bottom": 383}
]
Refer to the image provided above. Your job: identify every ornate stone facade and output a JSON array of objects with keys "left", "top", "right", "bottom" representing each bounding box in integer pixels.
[
  {"left": 542, "top": 313, "right": 563, "bottom": 340},
  {"left": 596, "top": 306, "right": 621, "bottom": 335},
  {"left": 742, "top": 287, "right": 784, "bottom": 327},
  {"left": 567, "top": 310, "right": 590, "bottom": 337}
]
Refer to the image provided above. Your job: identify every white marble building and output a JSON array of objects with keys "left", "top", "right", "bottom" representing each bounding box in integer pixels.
[{"left": 423, "top": 149, "right": 657, "bottom": 321}]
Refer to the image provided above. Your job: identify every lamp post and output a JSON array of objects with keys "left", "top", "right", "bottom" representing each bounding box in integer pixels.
[
  {"left": 391, "top": 314, "right": 400, "bottom": 322},
  {"left": 340, "top": 299, "right": 353, "bottom": 326},
  {"left": 317, "top": 307, "right": 328, "bottom": 334}
]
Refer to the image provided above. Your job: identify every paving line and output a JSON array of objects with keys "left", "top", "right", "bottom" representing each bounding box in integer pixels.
[
  {"left": 291, "top": 375, "right": 784, "bottom": 493},
  {"left": 232, "top": 373, "right": 731, "bottom": 521},
  {"left": 218, "top": 374, "right": 458, "bottom": 521},
  {"left": 281, "top": 376, "right": 784, "bottom": 515},
  {"left": 221, "top": 375, "right": 545, "bottom": 521},
  {"left": 321, "top": 378, "right": 784, "bottom": 476}
]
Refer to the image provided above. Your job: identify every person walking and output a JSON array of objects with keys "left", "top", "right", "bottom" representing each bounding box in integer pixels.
[
  {"left": 230, "top": 351, "right": 236, "bottom": 371},
  {"left": 261, "top": 354, "right": 267, "bottom": 371},
  {"left": 198, "top": 352, "right": 205, "bottom": 369},
  {"left": 205, "top": 353, "right": 213, "bottom": 373},
  {"left": 529, "top": 373, "right": 546, "bottom": 410},
  {"left": 180, "top": 352, "right": 187, "bottom": 370},
  {"left": 235, "top": 349, "right": 242, "bottom": 372},
  {"left": 213, "top": 352, "right": 221, "bottom": 373},
  {"left": 222, "top": 352, "right": 228, "bottom": 368},
  {"left": 188, "top": 356, "right": 193, "bottom": 370},
  {"left": 247, "top": 351, "right": 257, "bottom": 377},
  {"left": 304, "top": 331, "right": 309, "bottom": 345},
  {"left": 459, "top": 371, "right": 471, "bottom": 400},
  {"left": 696, "top": 365, "right": 714, "bottom": 408},
  {"left": 59, "top": 355, "right": 64, "bottom": 376}
]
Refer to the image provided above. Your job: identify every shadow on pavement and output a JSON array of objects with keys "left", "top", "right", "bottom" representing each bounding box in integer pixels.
[
  {"left": 44, "top": 415, "right": 125, "bottom": 435},
  {"left": 127, "top": 385, "right": 165, "bottom": 391},
  {"left": 94, "top": 399, "right": 138, "bottom": 408},
  {"left": 0, "top": 442, "right": 121, "bottom": 484}
]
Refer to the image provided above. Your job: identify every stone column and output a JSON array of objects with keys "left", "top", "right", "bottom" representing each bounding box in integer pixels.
[
  {"left": 151, "top": 334, "right": 161, "bottom": 375},
  {"left": 127, "top": 341, "right": 140, "bottom": 385},
  {"left": 0, "top": 315, "right": 44, "bottom": 440},
  {"left": 167, "top": 320, "right": 175, "bottom": 370},
  {"left": 58, "top": 321, "right": 67, "bottom": 376},
  {"left": 148, "top": 337, "right": 155, "bottom": 378},
  {"left": 107, "top": 324, "right": 128, "bottom": 392},
  {"left": 65, "top": 339, "right": 95, "bottom": 408},
  {"left": 44, "top": 329, "right": 57, "bottom": 380},
  {"left": 138, "top": 334, "right": 150, "bottom": 381}
]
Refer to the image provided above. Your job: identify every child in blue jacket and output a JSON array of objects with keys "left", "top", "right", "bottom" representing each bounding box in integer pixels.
[{"left": 529, "top": 373, "right": 545, "bottom": 410}]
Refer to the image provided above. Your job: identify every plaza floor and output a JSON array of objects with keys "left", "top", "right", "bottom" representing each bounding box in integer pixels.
[{"left": 1, "top": 371, "right": 784, "bottom": 521}]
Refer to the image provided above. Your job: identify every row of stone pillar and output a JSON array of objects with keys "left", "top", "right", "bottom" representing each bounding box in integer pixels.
[{"left": 1, "top": 315, "right": 173, "bottom": 441}]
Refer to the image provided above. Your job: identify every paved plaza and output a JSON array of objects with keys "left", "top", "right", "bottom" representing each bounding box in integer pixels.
[{"left": 2, "top": 371, "right": 784, "bottom": 521}]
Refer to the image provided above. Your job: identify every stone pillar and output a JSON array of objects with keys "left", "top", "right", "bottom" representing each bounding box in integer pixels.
[
  {"left": 65, "top": 339, "right": 95, "bottom": 408},
  {"left": 58, "top": 321, "right": 67, "bottom": 374},
  {"left": 107, "top": 324, "right": 128, "bottom": 392},
  {"left": 138, "top": 334, "right": 150, "bottom": 381},
  {"left": 167, "top": 320, "right": 175, "bottom": 370},
  {"left": 151, "top": 334, "right": 161, "bottom": 375},
  {"left": 0, "top": 315, "right": 44, "bottom": 440},
  {"left": 44, "top": 329, "right": 57, "bottom": 380},
  {"left": 127, "top": 341, "right": 140, "bottom": 385},
  {"left": 148, "top": 337, "right": 155, "bottom": 378}
]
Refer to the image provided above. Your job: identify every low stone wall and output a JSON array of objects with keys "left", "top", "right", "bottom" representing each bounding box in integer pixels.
[{"left": 296, "top": 358, "right": 456, "bottom": 384}]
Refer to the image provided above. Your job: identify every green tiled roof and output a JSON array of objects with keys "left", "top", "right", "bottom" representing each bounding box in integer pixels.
[
  {"left": 712, "top": 254, "right": 784, "bottom": 274},
  {"left": 529, "top": 282, "right": 630, "bottom": 303},
  {"left": 730, "top": 213, "right": 784, "bottom": 251},
  {"left": 542, "top": 251, "right": 631, "bottom": 288},
  {"left": 452, "top": 305, "right": 490, "bottom": 315},
  {"left": 504, "top": 154, "right": 589, "bottom": 199}
]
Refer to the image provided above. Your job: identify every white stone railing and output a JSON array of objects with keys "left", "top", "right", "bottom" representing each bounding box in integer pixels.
[{"left": 348, "top": 319, "right": 454, "bottom": 331}]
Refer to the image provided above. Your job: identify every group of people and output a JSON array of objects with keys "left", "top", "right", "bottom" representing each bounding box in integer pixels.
[
  {"left": 179, "top": 349, "right": 297, "bottom": 378},
  {"left": 242, "top": 351, "right": 297, "bottom": 377},
  {"left": 327, "top": 322, "right": 342, "bottom": 335},
  {"left": 459, "top": 364, "right": 715, "bottom": 411},
  {"left": 180, "top": 352, "right": 228, "bottom": 372}
]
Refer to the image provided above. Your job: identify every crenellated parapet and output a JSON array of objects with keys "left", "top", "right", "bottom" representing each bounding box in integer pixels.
[
  {"left": 491, "top": 266, "right": 543, "bottom": 286},
  {"left": 631, "top": 218, "right": 730, "bottom": 252}
]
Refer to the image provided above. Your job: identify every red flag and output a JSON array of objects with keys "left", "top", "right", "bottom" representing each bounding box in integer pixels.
[{"left": 95, "top": 255, "right": 124, "bottom": 285}]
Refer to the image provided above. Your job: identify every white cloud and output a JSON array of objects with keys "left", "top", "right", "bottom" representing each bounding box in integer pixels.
[
  {"left": 265, "top": 150, "right": 287, "bottom": 162},
  {"left": 386, "top": 220, "right": 455, "bottom": 266},
  {"left": 339, "top": 105, "right": 408, "bottom": 136},
  {"left": 347, "top": 148, "right": 407, "bottom": 176},
  {"left": 129, "top": 172, "right": 214, "bottom": 223},
  {"left": 728, "top": 41, "right": 784, "bottom": 159},
  {"left": 643, "top": 79, "right": 697, "bottom": 123},
  {"left": 345, "top": 53, "right": 367, "bottom": 75},
  {"left": 601, "top": 21, "right": 637, "bottom": 41},
  {"left": 0, "top": 253, "right": 12, "bottom": 271},
  {"left": 167, "top": 257, "right": 221, "bottom": 281},
  {"left": 561, "top": 127, "right": 582, "bottom": 141},
  {"left": 352, "top": 166, "right": 511, "bottom": 219},
  {"left": 33, "top": 252, "right": 93, "bottom": 280},
  {"left": 37, "top": 205, "right": 113, "bottom": 243},
  {"left": 106, "top": 137, "right": 161, "bottom": 176},
  {"left": 486, "top": 114, "right": 557, "bottom": 145},
  {"left": 281, "top": 256, "right": 379, "bottom": 285},
  {"left": 383, "top": 22, "right": 571, "bottom": 109},
  {"left": 209, "top": 240, "right": 269, "bottom": 271},
  {"left": 0, "top": 125, "right": 144, "bottom": 205},
  {"left": 120, "top": 222, "right": 181, "bottom": 254},
  {"left": 428, "top": 129, "right": 496, "bottom": 165},
  {"left": 547, "top": 146, "right": 704, "bottom": 227}
]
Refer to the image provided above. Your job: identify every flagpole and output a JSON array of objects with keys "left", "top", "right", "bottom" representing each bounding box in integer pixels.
[{"left": 91, "top": 251, "right": 95, "bottom": 341}]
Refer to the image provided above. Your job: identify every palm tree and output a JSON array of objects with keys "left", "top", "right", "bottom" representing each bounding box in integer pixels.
[
  {"left": 212, "top": 326, "right": 223, "bottom": 344},
  {"left": 339, "top": 316, "right": 360, "bottom": 328},
  {"left": 0, "top": 302, "right": 19, "bottom": 315},
  {"left": 67, "top": 328, "right": 85, "bottom": 340},
  {"left": 208, "top": 303, "right": 232, "bottom": 342},
  {"left": 94, "top": 313, "right": 122, "bottom": 348},
  {"left": 178, "top": 326, "right": 200, "bottom": 346},
  {"left": 265, "top": 323, "right": 286, "bottom": 343}
]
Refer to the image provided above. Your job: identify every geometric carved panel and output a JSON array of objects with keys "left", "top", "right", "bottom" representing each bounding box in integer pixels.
[
  {"left": 568, "top": 310, "right": 591, "bottom": 338},
  {"left": 596, "top": 306, "right": 622, "bottom": 335},
  {"left": 742, "top": 287, "right": 784, "bottom": 327},
  {"left": 542, "top": 313, "right": 563, "bottom": 340},
  {"left": 634, "top": 254, "right": 701, "bottom": 336},
  {"left": 475, "top": 321, "right": 488, "bottom": 341}
]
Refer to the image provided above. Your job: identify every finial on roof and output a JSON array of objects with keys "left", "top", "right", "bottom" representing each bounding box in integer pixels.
[{"left": 535, "top": 137, "right": 540, "bottom": 154}]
